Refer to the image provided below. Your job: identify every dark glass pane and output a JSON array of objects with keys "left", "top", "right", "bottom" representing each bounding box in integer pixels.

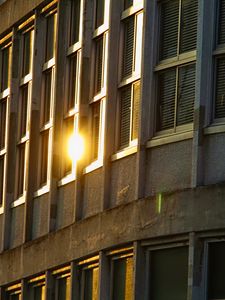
[
  {"left": 180, "top": 0, "right": 198, "bottom": 53},
  {"left": 45, "top": 13, "right": 56, "bottom": 61},
  {"left": 0, "top": 156, "right": 4, "bottom": 206},
  {"left": 1, "top": 46, "right": 10, "bottom": 92},
  {"left": 17, "top": 143, "right": 26, "bottom": 198},
  {"left": 176, "top": 63, "right": 195, "bottom": 126},
  {"left": 95, "top": 0, "right": 104, "bottom": 28},
  {"left": 157, "top": 68, "right": 176, "bottom": 131},
  {"left": 68, "top": 54, "right": 78, "bottom": 110},
  {"left": 92, "top": 102, "right": 100, "bottom": 160},
  {"left": 160, "top": 0, "right": 179, "bottom": 60},
  {"left": 124, "top": 0, "right": 133, "bottom": 10},
  {"left": 122, "top": 16, "right": 135, "bottom": 79},
  {"left": 215, "top": 57, "right": 225, "bottom": 119},
  {"left": 218, "top": 0, "right": 225, "bottom": 45},
  {"left": 20, "top": 84, "right": 29, "bottom": 138},
  {"left": 57, "top": 277, "right": 71, "bottom": 300},
  {"left": 0, "top": 99, "right": 7, "bottom": 150},
  {"left": 112, "top": 257, "right": 133, "bottom": 300},
  {"left": 208, "top": 242, "right": 225, "bottom": 299},
  {"left": 43, "top": 69, "right": 52, "bottom": 125},
  {"left": 40, "top": 130, "right": 49, "bottom": 186},
  {"left": 33, "top": 285, "right": 42, "bottom": 300},
  {"left": 84, "top": 267, "right": 99, "bottom": 300},
  {"left": 70, "top": 0, "right": 81, "bottom": 45},
  {"left": 120, "top": 85, "right": 131, "bottom": 148},
  {"left": 150, "top": 247, "right": 188, "bottom": 300},
  {"left": 23, "top": 30, "right": 32, "bottom": 76},
  {"left": 94, "top": 36, "right": 103, "bottom": 94}
]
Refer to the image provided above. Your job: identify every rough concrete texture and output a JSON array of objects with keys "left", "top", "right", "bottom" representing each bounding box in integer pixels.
[
  {"left": 146, "top": 140, "right": 192, "bottom": 196},
  {"left": 56, "top": 181, "right": 75, "bottom": 229},
  {"left": 9, "top": 204, "right": 24, "bottom": 249},
  {"left": 83, "top": 168, "right": 103, "bottom": 218},
  {"left": 204, "top": 133, "right": 225, "bottom": 185},
  {"left": 32, "top": 193, "right": 49, "bottom": 239},
  {"left": 1, "top": 183, "right": 225, "bottom": 285},
  {"left": 110, "top": 154, "right": 136, "bottom": 207}
]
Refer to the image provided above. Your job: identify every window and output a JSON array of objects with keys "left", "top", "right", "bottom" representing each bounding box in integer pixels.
[
  {"left": 214, "top": 0, "right": 225, "bottom": 121},
  {"left": 208, "top": 241, "right": 225, "bottom": 300},
  {"left": 0, "top": 39, "right": 11, "bottom": 206},
  {"left": 15, "top": 27, "right": 33, "bottom": 200},
  {"left": 149, "top": 246, "right": 188, "bottom": 300},
  {"left": 111, "top": 253, "right": 134, "bottom": 300},
  {"left": 78, "top": 257, "right": 99, "bottom": 300},
  {"left": 70, "top": 0, "right": 81, "bottom": 45},
  {"left": 5, "top": 284, "right": 22, "bottom": 300},
  {"left": 38, "top": 10, "right": 57, "bottom": 188},
  {"left": 27, "top": 276, "right": 46, "bottom": 300},
  {"left": 53, "top": 268, "right": 71, "bottom": 300},
  {"left": 156, "top": 0, "right": 198, "bottom": 133},
  {"left": 118, "top": 2, "right": 143, "bottom": 149},
  {"left": 95, "top": 0, "right": 105, "bottom": 29}
]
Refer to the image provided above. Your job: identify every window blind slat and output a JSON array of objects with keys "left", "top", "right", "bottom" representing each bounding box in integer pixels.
[
  {"left": 95, "top": 37, "right": 103, "bottom": 94},
  {"left": 120, "top": 85, "right": 132, "bottom": 148},
  {"left": 177, "top": 64, "right": 195, "bottom": 126},
  {"left": 160, "top": 0, "right": 179, "bottom": 60},
  {"left": 218, "top": 0, "right": 225, "bottom": 45},
  {"left": 122, "top": 16, "right": 135, "bottom": 78},
  {"left": 180, "top": 0, "right": 198, "bottom": 53}
]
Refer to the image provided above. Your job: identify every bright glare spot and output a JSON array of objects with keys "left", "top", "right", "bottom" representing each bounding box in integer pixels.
[{"left": 68, "top": 133, "right": 84, "bottom": 162}]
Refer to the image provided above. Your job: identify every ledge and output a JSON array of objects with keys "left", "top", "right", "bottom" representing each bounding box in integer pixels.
[{"left": 147, "top": 131, "right": 193, "bottom": 148}]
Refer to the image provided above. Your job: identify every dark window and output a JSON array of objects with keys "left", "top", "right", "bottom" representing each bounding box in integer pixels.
[
  {"left": 19, "top": 84, "right": 29, "bottom": 138},
  {"left": 150, "top": 247, "right": 188, "bottom": 300},
  {"left": 45, "top": 13, "right": 56, "bottom": 61},
  {"left": 16, "top": 143, "right": 26, "bottom": 198},
  {"left": 122, "top": 16, "right": 135, "bottom": 79},
  {"left": 218, "top": 0, "right": 225, "bottom": 45},
  {"left": 215, "top": 57, "right": 225, "bottom": 119},
  {"left": 94, "top": 36, "right": 104, "bottom": 95},
  {"left": 95, "top": 0, "right": 104, "bottom": 29},
  {"left": 0, "top": 98, "right": 7, "bottom": 150},
  {"left": 1, "top": 46, "right": 10, "bottom": 92},
  {"left": 43, "top": 69, "right": 52, "bottom": 125},
  {"left": 0, "top": 155, "right": 4, "bottom": 206},
  {"left": 70, "top": 0, "right": 81, "bottom": 45},
  {"left": 68, "top": 53, "right": 78, "bottom": 110},
  {"left": 22, "top": 30, "right": 33, "bottom": 76},
  {"left": 83, "top": 267, "right": 99, "bottom": 300}
]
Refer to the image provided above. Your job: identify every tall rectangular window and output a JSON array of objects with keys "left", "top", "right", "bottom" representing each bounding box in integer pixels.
[
  {"left": 0, "top": 45, "right": 11, "bottom": 92},
  {"left": 27, "top": 276, "right": 45, "bottom": 300},
  {"left": 70, "top": 0, "right": 81, "bottom": 45},
  {"left": 54, "top": 274, "right": 71, "bottom": 300},
  {"left": 156, "top": 0, "right": 198, "bottom": 133},
  {"left": 38, "top": 10, "right": 57, "bottom": 188},
  {"left": 95, "top": 0, "right": 105, "bottom": 29},
  {"left": 149, "top": 246, "right": 188, "bottom": 300},
  {"left": 15, "top": 26, "right": 33, "bottom": 200}
]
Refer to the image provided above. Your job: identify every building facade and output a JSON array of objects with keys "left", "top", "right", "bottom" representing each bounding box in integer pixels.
[{"left": 0, "top": 0, "right": 225, "bottom": 299}]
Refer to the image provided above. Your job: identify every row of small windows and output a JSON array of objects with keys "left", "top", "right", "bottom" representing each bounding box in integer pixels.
[
  {"left": 0, "top": 0, "right": 225, "bottom": 205},
  {"left": 3, "top": 241, "right": 225, "bottom": 300}
]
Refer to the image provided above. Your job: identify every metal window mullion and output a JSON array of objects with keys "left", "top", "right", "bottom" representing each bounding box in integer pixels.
[
  {"left": 177, "top": 0, "right": 182, "bottom": 56},
  {"left": 174, "top": 66, "right": 179, "bottom": 131}
]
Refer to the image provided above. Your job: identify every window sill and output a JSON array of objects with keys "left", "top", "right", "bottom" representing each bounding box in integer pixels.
[
  {"left": 34, "top": 184, "right": 50, "bottom": 198},
  {"left": 0, "top": 88, "right": 9, "bottom": 99},
  {"left": 58, "top": 173, "right": 75, "bottom": 187},
  {"left": 83, "top": 159, "right": 103, "bottom": 174},
  {"left": 11, "top": 194, "right": 26, "bottom": 208},
  {"left": 111, "top": 144, "right": 137, "bottom": 162},
  {"left": 119, "top": 75, "right": 140, "bottom": 89},
  {"left": 93, "top": 23, "right": 109, "bottom": 38},
  {"left": 147, "top": 130, "right": 193, "bottom": 148},
  {"left": 204, "top": 123, "right": 225, "bottom": 135},
  {"left": 67, "top": 41, "right": 82, "bottom": 56}
]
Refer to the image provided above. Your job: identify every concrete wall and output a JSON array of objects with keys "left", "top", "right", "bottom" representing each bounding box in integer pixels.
[{"left": 32, "top": 194, "right": 49, "bottom": 239}]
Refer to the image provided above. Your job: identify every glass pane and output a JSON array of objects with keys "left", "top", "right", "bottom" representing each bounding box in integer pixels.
[
  {"left": 40, "top": 130, "right": 49, "bottom": 186},
  {"left": 45, "top": 13, "right": 56, "bottom": 61},
  {"left": 94, "top": 36, "right": 104, "bottom": 94},
  {"left": 218, "top": 0, "right": 225, "bottom": 45},
  {"left": 0, "top": 98, "right": 7, "bottom": 150},
  {"left": 20, "top": 84, "right": 29, "bottom": 138},
  {"left": 23, "top": 30, "right": 33, "bottom": 76},
  {"left": 84, "top": 267, "right": 99, "bottom": 300},
  {"left": 208, "top": 242, "right": 225, "bottom": 299},
  {"left": 112, "top": 257, "right": 134, "bottom": 300},
  {"left": 70, "top": 0, "right": 81, "bottom": 45},
  {"left": 92, "top": 102, "right": 100, "bottom": 160},
  {"left": 150, "top": 247, "right": 188, "bottom": 300},
  {"left": 215, "top": 57, "right": 225, "bottom": 119},
  {"left": 95, "top": 0, "right": 104, "bottom": 28},
  {"left": 160, "top": 0, "right": 179, "bottom": 60},
  {"left": 16, "top": 143, "right": 26, "bottom": 198},
  {"left": 157, "top": 68, "right": 176, "bottom": 131},
  {"left": 68, "top": 54, "right": 78, "bottom": 110},
  {"left": 176, "top": 63, "right": 195, "bottom": 126},
  {"left": 57, "top": 276, "right": 71, "bottom": 300},
  {"left": 0, "top": 155, "right": 4, "bottom": 206},
  {"left": 132, "top": 81, "right": 140, "bottom": 140},
  {"left": 120, "top": 85, "right": 131, "bottom": 148},
  {"left": 43, "top": 69, "right": 52, "bottom": 125},
  {"left": 1, "top": 46, "right": 10, "bottom": 92},
  {"left": 122, "top": 16, "right": 135, "bottom": 79},
  {"left": 180, "top": 0, "right": 198, "bottom": 54}
]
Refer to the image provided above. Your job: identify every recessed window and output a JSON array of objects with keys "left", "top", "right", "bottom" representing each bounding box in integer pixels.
[
  {"left": 94, "top": 36, "right": 104, "bottom": 95},
  {"left": 68, "top": 53, "right": 78, "bottom": 110},
  {"left": 22, "top": 29, "right": 33, "bottom": 76},
  {"left": 54, "top": 273, "right": 71, "bottom": 300},
  {"left": 149, "top": 246, "right": 188, "bottom": 300},
  {"left": 156, "top": 0, "right": 198, "bottom": 133},
  {"left": 0, "top": 155, "right": 4, "bottom": 206},
  {"left": 42, "top": 69, "right": 53, "bottom": 125},
  {"left": 70, "top": 0, "right": 81, "bottom": 45},
  {"left": 91, "top": 101, "right": 101, "bottom": 160},
  {"left": 95, "top": 0, "right": 104, "bottom": 29},
  {"left": 45, "top": 13, "right": 57, "bottom": 61},
  {"left": 0, "top": 98, "right": 7, "bottom": 150},
  {"left": 0, "top": 44, "right": 11, "bottom": 93},
  {"left": 40, "top": 130, "right": 49, "bottom": 186}
]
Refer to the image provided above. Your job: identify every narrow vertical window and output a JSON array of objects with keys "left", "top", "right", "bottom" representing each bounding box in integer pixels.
[
  {"left": 95, "top": 0, "right": 105, "bottom": 29},
  {"left": 91, "top": 102, "right": 100, "bottom": 160},
  {"left": 0, "top": 156, "right": 4, "bottom": 206},
  {"left": 70, "top": 0, "right": 81, "bottom": 45},
  {"left": 68, "top": 53, "right": 78, "bottom": 110},
  {"left": 122, "top": 16, "right": 135, "bottom": 79},
  {"left": 94, "top": 36, "right": 104, "bottom": 95},
  {"left": 1, "top": 45, "right": 11, "bottom": 92},
  {"left": 156, "top": 0, "right": 197, "bottom": 133},
  {"left": 45, "top": 13, "right": 56, "bottom": 61},
  {"left": 40, "top": 130, "right": 49, "bottom": 186}
]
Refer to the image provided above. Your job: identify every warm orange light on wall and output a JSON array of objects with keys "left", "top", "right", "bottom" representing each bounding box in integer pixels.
[{"left": 68, "top": 133, "right": 84, "bottom": 162}]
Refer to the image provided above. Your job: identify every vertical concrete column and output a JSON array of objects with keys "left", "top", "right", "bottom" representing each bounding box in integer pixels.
[
  {"left": 133, "top": 242, "right": 145, "bottom": 300},
  {"left": 70, "top": 262, "right": 79, "bottom": 300},
  {"left": 101, "top": 0, "right": 121, "bottom": 210},
  {"left": 23, "top": 10, "right": 45, "bottom": 242},
  {"left": 134, "top": 0, "right": 158, "bottom": 200},
  {"left": 99, "top": 251, "right": 110, "bottom": 300},
  {"left": 187, "top": 233, "right": 204, "bottom": 300},
  {"left": 191, "top": 0, "right": 215, "bottom": 187},
  {"left": 47, "top": 0, "right": 70, "bottom": 232},
  {"left": 74, "top": 0, "right": 93, "bottom": 221},
  {"left": 1, "top": 28, "right": 21, "bottom": 251}
]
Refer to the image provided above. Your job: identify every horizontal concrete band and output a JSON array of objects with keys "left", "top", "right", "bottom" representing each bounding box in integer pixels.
[{"left": 0, "top": 183, "right": 225, "bottom": 285}]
